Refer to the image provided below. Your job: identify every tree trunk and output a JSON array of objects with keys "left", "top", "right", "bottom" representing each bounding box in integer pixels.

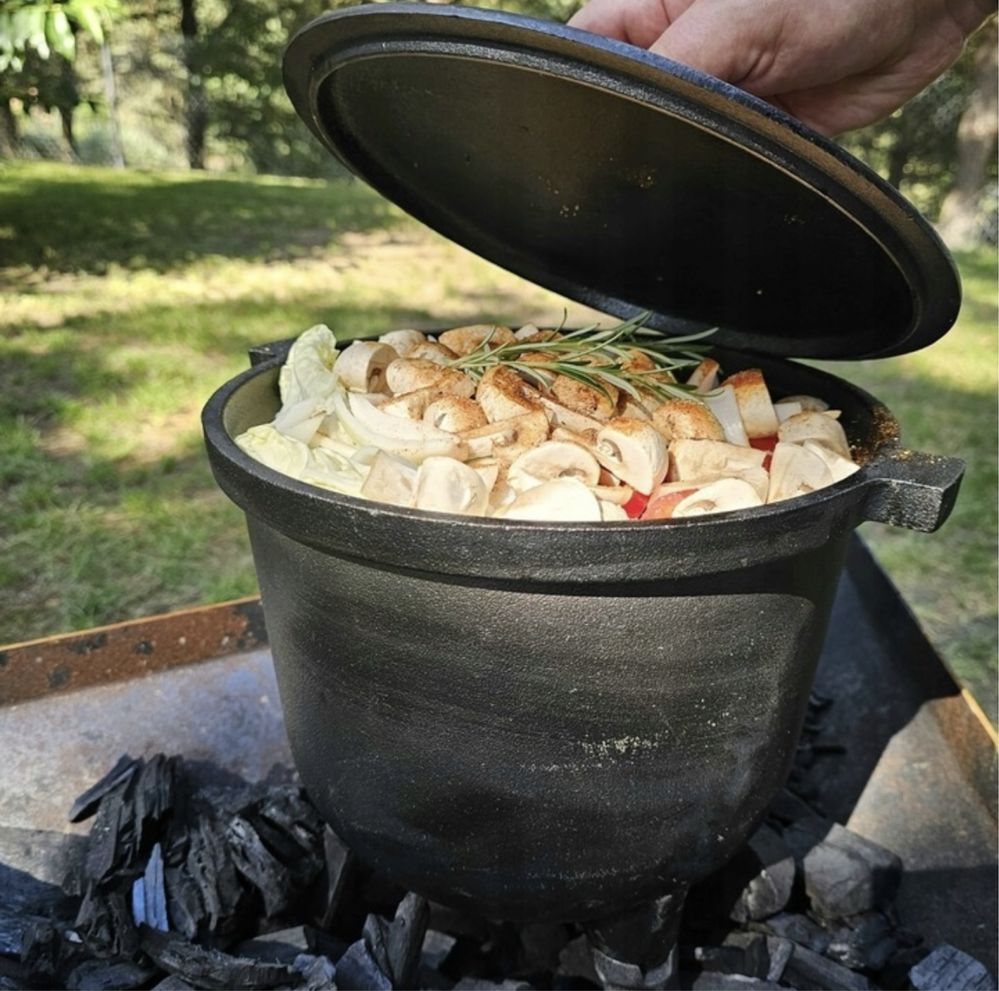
[
  {"left": 59, "top": 106, "right": 79, "bottom": 157},
  {"left": 0, "top": 99, "right": 19, "bottom": 157},
  {"left": 937, "top": 19, "right": 999, "bottom": 249},
  {"left": 181, "top": 0, "right": 207, "bottom": 169}
]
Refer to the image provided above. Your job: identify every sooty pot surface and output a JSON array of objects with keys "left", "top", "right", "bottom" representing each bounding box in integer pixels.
[{"left": 203, "top": 345, "right": 961, "bottom": 922}]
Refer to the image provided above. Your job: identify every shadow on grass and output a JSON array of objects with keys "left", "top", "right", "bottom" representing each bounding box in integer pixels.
[{"left": 0, "top": 166, "right": 404, "bottom": 278}]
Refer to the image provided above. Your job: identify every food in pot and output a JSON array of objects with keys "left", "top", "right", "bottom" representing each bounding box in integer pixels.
[{"left": 235, "top": 319, "right": 859, "bottom": 521}]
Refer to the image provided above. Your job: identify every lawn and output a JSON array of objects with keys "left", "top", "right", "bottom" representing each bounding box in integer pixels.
[{"left": 2, "top": 161, "right": 996, "bottom": 720}]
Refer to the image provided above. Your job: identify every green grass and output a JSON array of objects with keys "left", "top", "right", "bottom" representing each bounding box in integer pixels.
[{"left": 1, "top": 161, "right": 996, "bottom": 722}]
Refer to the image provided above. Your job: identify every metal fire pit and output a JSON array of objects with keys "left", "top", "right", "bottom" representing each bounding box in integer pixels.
[{"left": 0, "top": 539, "right": 995, "bottom": 973}]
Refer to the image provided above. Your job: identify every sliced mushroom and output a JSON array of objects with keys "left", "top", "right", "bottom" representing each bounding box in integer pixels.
[
  {"left": 385, "top": 359, "right": 475, "bottom": 399},
  {"left": 722, "top": 369, "right": 780, "bottom": 439},
  {"left": 593, "top": 417, "right": 669, "bottom": 495},
  {"left": 669, "top": 439, "right": 767, "bottom": 482},
  {"left": 617, "top": 394, "right": 654, "bottom": 421},
  {"left": 424, "top": 396, "right": 488, "bottom": 433},
  {"left": 409, "top": 340, "right": 459, "bottom": 365},
  {"left": 778, "top": 410, "right": 851, "bottom": 459},
  {"left": 331, "top": 340, "right": 398, "bottom": 394},
  {"left": 477, "top": 365, "right": 545, "bottom": 422},
  {"left": 414, "top": 456, "right": 489, "bottom": 515},
  {"left": 378, "top": 329, "right": 426, "bottom": 357},
  {"left": 686, "top": 357, "right": 721, "bottom": 393},
  {"left": 767, "top": 442, "right": 834, "bottom": 503},
  {"left": 599, "top": 500, "right": 629, "bottom": 521},
  {"left": 778, "top": 394, "right": 830, "bottom": 413},
  {"left": 360, "top": 451, "right": 416, "bottom": 507},
  {"left": 460, "top": 410, "right": 549, "bottom": 462},
  {"left": 651, "top": 398, "right": 725, "bottom": 443},
  {"left": 438, "top": 324, "right": 516, "bottom": 356},
  {"left": 500, "top": 477, "right": 603, "bottom": 521},
  {"left": 540, "top": 396, "right": 603, "bottom": 436},
  {"left": 672, "top": 478, "right": 763, "bottom": 517},
  {"left": 701, "top": 385, "right": 750, "bottom": 446},
  {"left": 380, "top": 387, "right": 446, "bottom": 421},
  {"left": 802, "top": 440, "right": 860, "bottom": 483},
  {"left": 551, "top": 372, "right": 617, "bottom": 421},
  {"left": 589, "top": 483, "right": 634, "bottom": 505},
  {"left": 507, "top": 440, "right": 601, "bottom": 492},
  {"left": 466, "top": 456, "right": 503, "bottom": 494}
]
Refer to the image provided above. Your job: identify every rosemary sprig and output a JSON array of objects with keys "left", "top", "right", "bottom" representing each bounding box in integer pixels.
[{"left": 448, "top": 312, "right": 716, "bottom": 405}]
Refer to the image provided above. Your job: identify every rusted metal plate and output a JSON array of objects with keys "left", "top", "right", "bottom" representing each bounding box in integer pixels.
[{"left": 0, "top": 596, "right": 267, "bottom": 706}]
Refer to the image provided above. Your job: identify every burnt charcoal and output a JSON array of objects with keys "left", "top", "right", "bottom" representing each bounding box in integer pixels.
[
  {"left": 751, "top": 912, "right": 831, "bottom": 954},
  {"left": 69, "top": 756, "right": 141, "bottom": 824},
  {"left": 781, "top": 941, "right": 872, "bottom": 990},
  {"left": 292, "top": 952, "right": 336, "bottom": 990},
  {"left": 423, "top": 930, "right": 458, "bottom": 971},
  {"left": 318, "top": 826, "right": 354, "bottom": 930},
  {"left": 150, "top": 977, "right": 196, "bottom": 990},
  {"left": 824, "top": 912, "right": 897, "bottom": 972},
  {"left": 908, "top": 944, "right": 995, "bottom": 991},
  {"left": 248, "top": 788, "right": 325, "bottom": 877},
  {"left": 64, "top": 958, "right": 156, "bottom": 990},
  {"left": 517, "top": 922, "right": 571, "bottom": 975},
  {"left": 785, "top": 820, "right": 901, "bottom": 919},
  {"left": 237, "top": 925, "right": 311, "bottom": 965},
  {"left": 452, "top": 980, "right": 533, "bottom": 990},
  {"left": 363, "top": 892, "right": 429, "bottom": 989},
  {"left": 82, "top": 788, "right": 132, "bottom": 888},
  {"left": 131, "top": 756, "right": 180, "bottom": 853},
  {"left": 166, "top": 816, "right": 243, "bottom": 940},
  {"left": 557, "top": 936, "right": 599, "bottom": 986},
  {"left": 335, "top": 938, "right": 392, "bottom": 991},
  {"left": 139, "top": 926, "right": 296, "bottom": 990},
  {"left": 686, "top": 972, "right": 780, "bottom": 990},
  {"left": 75, "top": 887, "right": 140, "bottom": 960},
  {"left": 763, "top": 937, "right": 792, "bottom": 984},
  {"left": 693, "top": 933, "right": 770, "bottom": 980},
  {"left": 0, "top": 910, "right": 46, "bottom": 958},
  {"left": 131, "top": 842, "right": 169, "bottom": 932},
  {"left": 20, "top": 919, "right": 84, "bottom": 986},
  {"left": 225, "top": 815, "right": 292, "bottom": 919}
]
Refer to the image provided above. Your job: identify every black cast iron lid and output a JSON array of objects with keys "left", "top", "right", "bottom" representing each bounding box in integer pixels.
[{"left": 283, "top": 3, "right": 960, "bottom": 359}]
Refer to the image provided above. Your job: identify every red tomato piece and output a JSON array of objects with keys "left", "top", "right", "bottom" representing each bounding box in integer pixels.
[
  {"left": 642, "top": 488, "right": 698, "bottom": 520},
  {"left": 750, "top": 434, "right": 778, "bottom": 472},
  {"left": 622, "top": 491, "right": 649, "bottom": 519}
]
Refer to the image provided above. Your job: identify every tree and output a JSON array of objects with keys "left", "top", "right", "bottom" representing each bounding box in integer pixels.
[{"left": 937, "top": 18, "right": 998, "bottom": 248}]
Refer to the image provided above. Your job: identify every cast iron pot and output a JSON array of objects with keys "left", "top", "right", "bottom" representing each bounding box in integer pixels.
[{"left": 202, "top": 341, "right": 962, "bottom": 923}]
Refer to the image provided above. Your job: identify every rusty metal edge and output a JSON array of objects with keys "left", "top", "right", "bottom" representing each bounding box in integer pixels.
[
  {"left": 846, "top": 536, "right": 998, "bottom": 820},
  {"left": 0, "top": 596, "right": 268, "bottom": 707}
]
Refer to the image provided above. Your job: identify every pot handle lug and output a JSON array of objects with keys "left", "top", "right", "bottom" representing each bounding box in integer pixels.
[{"left": 860, "top": 448, "right": 965, "bottom": 532}]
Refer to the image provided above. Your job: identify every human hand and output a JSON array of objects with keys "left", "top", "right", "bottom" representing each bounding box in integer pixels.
[{"left": 568, "top": 0, "right": 995, "bottom": 134}]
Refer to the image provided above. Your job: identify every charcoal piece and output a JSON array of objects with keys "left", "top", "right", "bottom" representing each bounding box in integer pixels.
[
  {"left": 131, "top": 756, "right": 179, "bottom": 853},
  {"left": 75, "top": 887, "right": 140, "bottom": 960},
  {"left": 557, "top": 936, "right": 599, "bottom": 985},
  {"left": 781, "top": 942, "right": 872, "bottom": 991},
  {"left": 83, "top": 787, "right": 132, "bottom": 888},
  {"left": 226, "top": 814, "right": 291, "bottom": 918},
  {"left": 734, "top": 826, "right": 795, "bottom": 922},
  {"left": 150, "top": 977, "right": 196, "bottom": 991},
  {"left": 909, "top": 944, "right": 995, "bottom": 991},
  {"left": 19, "top": 920, "right": 63, "bottom": 984},
  {"left": 237, "top": 926, "right": 311, "bottom": 965},
  {"left": 334, "top": 938, "right": 392, "bottom": 991},
  {"left": 787, "top": 821, "right": 901, "bottom": 919},
  {"left": 363, "top": 892, "right": 430, "bottom": 989},
  {"left": 694, "top": 933, "right": 770, "bottom": 980},
  {"left": 824, "top": 912, "right": 896, "bottom": 972},
  {"left": 766, "top": 789, "right": 816, "bottom": 827},
  {"left": 423, "top": 930, "right": 458, "bottom": 971},
  {"left": 687, "top": 972, "right": 780, "bottom": 990},
  {"left": 0, "top": 909, "right": 46, "bottom": 958},
  {"left": 132, "top": 842, "right": 169, "bottom": 932},
  {"left": 292, "top": 952, "right": 336, "bottom": 991},
  {"left": 517, "top": 923, "right": 571, "bottom": 975},
  {"left": 139, "top": 926, "right": 296, "bottom": 990},
  {"left": 69, "top": 756, "right": 140, "bottom": 824},
  {"left": 763, "top": 937, "right": 792, "bottom": 984},
  {"left": 64, "top": 959, "right": 156, "bottom": 990},
  {"left": 318, "top": 827, "right": 354, "bottom": 929},
  {"left": 249, "top": 788, "right": 325, "bottom": 879},
  {"left": 452, "top": 980, "right": 533, "bottom": 990},
  {"left": 752, "top": 912, "right": 831, "bottom": 954}
]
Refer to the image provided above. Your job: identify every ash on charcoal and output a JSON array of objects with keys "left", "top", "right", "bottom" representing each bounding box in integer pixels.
[
  {"left": 291, "top": 952, "right": 336, "bottom": 991},
  {"left": 139, "top": 925, "right": 297, "bottom": 990},
  {"left": 693, "top": 932, "right": 771, "bottom": 980},
  {"left": 823, "top": 911, "right": 897, "bottom": 972},
  {"left": 64, "top": 958, "right": 156, "bottom": 990},
  {"left": 909, "top": 943, "right": 995, "bottom": 991},
  {"left": 780, "top": 940, "right": 872, "bottom": 991},
  {"left": 784, "top": 820, "right": 901, "bottom": 919}
]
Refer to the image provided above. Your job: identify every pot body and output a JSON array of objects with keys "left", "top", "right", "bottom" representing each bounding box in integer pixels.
[{"left": 203, "top": 346, "right": 962, "bottom": 922}]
